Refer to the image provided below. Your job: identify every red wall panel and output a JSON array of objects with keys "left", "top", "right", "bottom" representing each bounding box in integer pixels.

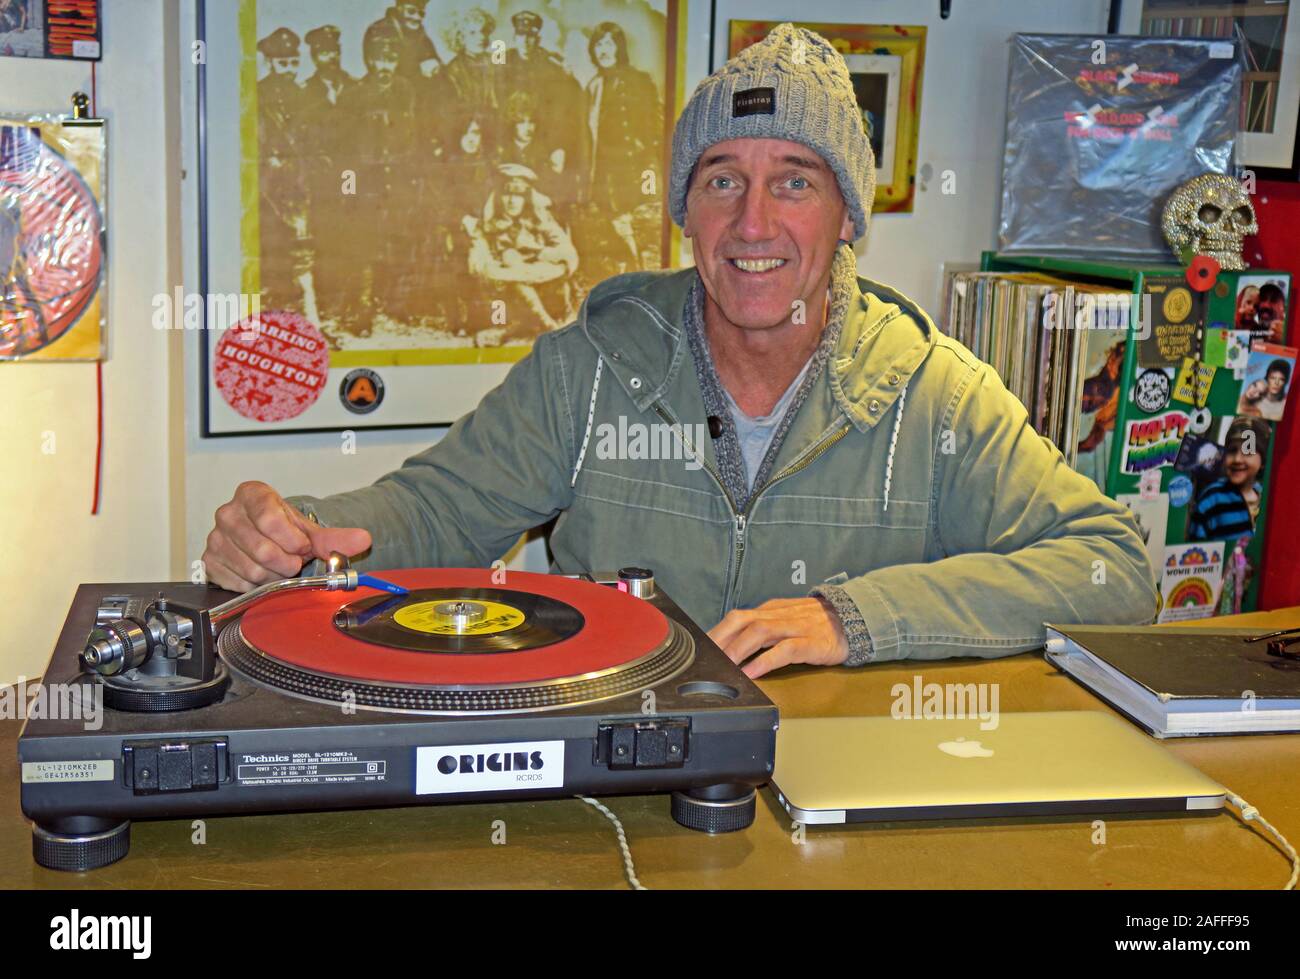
[{"left": 1249, "top": 179, "right": 1300, "bottom": 609}]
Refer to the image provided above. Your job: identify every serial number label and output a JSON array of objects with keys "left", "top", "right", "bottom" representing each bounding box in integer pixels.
[
  {"left": 22, "top": 760, "right": 114, "bottom": 783},
  {"left": 235, "top": 751, "right": 386, "bottom": 787}
]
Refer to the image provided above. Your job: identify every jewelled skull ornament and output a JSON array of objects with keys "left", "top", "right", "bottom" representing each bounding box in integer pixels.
[{"left": 1161, "top": 172, "right": 1257, "bottom": 272}]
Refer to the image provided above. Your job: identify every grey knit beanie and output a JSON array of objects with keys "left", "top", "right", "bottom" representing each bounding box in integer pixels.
[{"left": 669, "top": 23, "right": 875, "bottom": 241}]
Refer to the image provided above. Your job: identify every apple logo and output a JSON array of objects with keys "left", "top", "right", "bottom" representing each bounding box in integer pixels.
[{"left": 937, "top": 736, "right": 994, "bottom": 758}]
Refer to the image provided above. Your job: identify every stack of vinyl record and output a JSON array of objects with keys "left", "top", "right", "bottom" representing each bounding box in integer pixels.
[{"left": 940, "top": 267, "right": 1133, "bottom": 475}]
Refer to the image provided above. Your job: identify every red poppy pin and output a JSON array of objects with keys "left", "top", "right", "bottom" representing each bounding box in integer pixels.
[{"left": 1184, "top": 253, "right": 1220, "bottom": 292}]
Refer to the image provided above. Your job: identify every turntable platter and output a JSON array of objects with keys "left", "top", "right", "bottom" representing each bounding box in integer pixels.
[{"left": 219, "top": 569, "right": 693, "bottom": 713}]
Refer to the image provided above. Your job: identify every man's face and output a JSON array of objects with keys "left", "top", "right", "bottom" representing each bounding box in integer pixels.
[
  {"left": 1258, "top": 294, "right": 1284, "bottom": 326},
  {"left": 398, "top": 3, "right": 423, "bottom": 28},
  {"left": 464, "top": 21, "right": 488, "bottom": 54},
  {"left": 516, "top": 32, "right": 539, "bottom": 58},
  {"left": 593, "top": 34, "right": 617, "bottom": 68},
  {"left": 369, "top": 51, "right": 398, "bottom": 84},
  {"left": 271, "top": 55, "right": 299, "bottom": 77},
  {"left": 503, "top": 189, "right": 526, "bottom": 217},
  {"left": 683, "top": 138, "right": 853, "bottom": 332},
  {"left": 514, "top": 117, "right": 535, "bottom": 144},
  {"left": 313, "top": 47, "right": 340, "bottom": 68},
  {"left": 1267, "top": 368, "right": 1287, "bottom": 396},
  {"left": 460, "top": 120, "right": 481, "bottom": 153},
  {"left": 1224, "top": 440, "right": 1262, "bottom": 488}
]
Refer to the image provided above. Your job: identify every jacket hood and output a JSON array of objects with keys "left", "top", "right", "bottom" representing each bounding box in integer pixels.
[{"left": 578, "top": 246, "right": 939, "bottom": 431}]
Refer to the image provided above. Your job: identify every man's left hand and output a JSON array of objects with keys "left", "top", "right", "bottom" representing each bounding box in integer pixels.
[{"left": 708, "top": 597, "right": 849, "bottom": 679}]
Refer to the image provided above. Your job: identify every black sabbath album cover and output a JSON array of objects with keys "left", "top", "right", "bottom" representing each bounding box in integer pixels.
[{"left": 999, "top": 34, "right": 1241, "bottom": 262}]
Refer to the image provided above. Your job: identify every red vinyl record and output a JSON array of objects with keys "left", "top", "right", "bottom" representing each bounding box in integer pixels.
[{"left": 237, "top": 569, "right": 671, "bottom": 686}]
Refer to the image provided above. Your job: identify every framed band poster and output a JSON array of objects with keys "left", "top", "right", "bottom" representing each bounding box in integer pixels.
[{"left": 198, "top": 0, "right": 688, "bottom": 436}]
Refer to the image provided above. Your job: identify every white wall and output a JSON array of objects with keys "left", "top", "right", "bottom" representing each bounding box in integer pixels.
[
  {"left": 1, "top": 0, "right": 1110, "bottom": 685},
  {"left": 0, "top": 0, "right": 183, "bottom": 685}
]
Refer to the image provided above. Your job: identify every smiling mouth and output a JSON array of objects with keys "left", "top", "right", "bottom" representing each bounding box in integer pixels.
[{"left": 729, "top": 258, "right": 787, "bottom": 273}]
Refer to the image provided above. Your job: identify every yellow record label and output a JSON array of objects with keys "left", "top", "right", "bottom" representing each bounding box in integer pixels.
[{"left": 393, "top": 600, "right": 525, "bottom": 635}]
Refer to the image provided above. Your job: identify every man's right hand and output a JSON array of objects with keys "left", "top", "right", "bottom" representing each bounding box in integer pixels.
[{"left": 202, "top": 481, "right": 373, "bottom": 593}]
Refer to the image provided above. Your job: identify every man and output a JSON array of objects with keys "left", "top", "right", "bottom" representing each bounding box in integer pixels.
[
  {"left": 204, "top": 25, "right": 1157, "bottom": 677},
  {"left": 578, "top": 21, "right": 663, "bottom": 282},
  {"left": 336, "top": 19, "right": 416, "bottom": 333},
  {"left": 463, "top": 163, "right": 578, "bottom": 337},
  {"left": 1256, "top": 283, "right": 1288, "bottom": 345},
  {"left": 1258, "top": 358, "right": 1291, "bottom": 422},
  {"left": 299, "top": 25, "right": 355, "bottom": 331},
  {"left": 256, "top": 27, "right": 309, "bottom": 314},
  {"left": 500, "top": 11, "right": 588, "bottom": 204},
  {"left": 443, "top": 7, "right": 499, "bottom": 118},
  {"left": 301, "top": 25, "right": 353, "bottom": 108},
  {"left": 374, "top": 0, "right": 438, "bottom": 83},
  {"left": 496, "top": 91, "right": 568, "bottom": 205}
]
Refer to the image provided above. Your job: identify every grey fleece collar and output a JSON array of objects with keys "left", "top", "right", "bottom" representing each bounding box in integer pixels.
[{"left": 682, "top": 244, "right": 860, "bottom": 510}]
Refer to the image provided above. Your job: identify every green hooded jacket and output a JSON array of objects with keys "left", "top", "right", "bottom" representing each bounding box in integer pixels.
[{"left": 287, "top": 252, "right": 1159, "bottom": 663}]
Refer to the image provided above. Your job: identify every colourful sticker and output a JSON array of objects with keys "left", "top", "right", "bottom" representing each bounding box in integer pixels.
[
  {"left": 1140, "top": 278, "right": 1201, "bottom": 367},
  {"left": 1173, "top": 432, "right": 1223, "bottom": 476},
  {"left": 215, "top": 311, "right": 329, "bottom": 423},
  {"left": 1133, "top": 368, "right": 1171, "bottom": 413},
  {"left": 1203, "top": 327, "right": 1250, "bottom": 369},
  {"left": 1167, "top": 474, "right": 1193, "bottom": 508},
  {"left": 1236, "top": 340, "right": 1296, "bottom": 423},
  {"left": 1171, "top": 357, "right": 1216, "bottom": 407},
  {"left": 1225, "top": 332, "right": 1251, "bottom": 370},
  {"left": 1121, "top": 411, "right": 1190, "bottom": 474},
  {"left": 1138, "top": 468, "right": 1162, "bottom": 500},
  {"left": 340, "top": 368, "right": 385, "bottom": 415},
  {"left": 1157, "top": 542, "right": 1224, "bottom": 623}
]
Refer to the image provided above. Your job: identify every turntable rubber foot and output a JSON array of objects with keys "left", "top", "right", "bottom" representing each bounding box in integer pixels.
[
  {"left": 671, "top": 787, "right": 757, "bottom": 833},
  {"left": 32, "top": 818, "right": 130, "bottom": 872}
]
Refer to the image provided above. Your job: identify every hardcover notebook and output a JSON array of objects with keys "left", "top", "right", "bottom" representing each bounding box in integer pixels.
[{"left": 1044, "top": 624, "right": 1300, "bottom": 738}]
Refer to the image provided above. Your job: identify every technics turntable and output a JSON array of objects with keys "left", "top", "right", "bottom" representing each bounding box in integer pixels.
[{"left": 18, "top": 559, "right": 778, "bottom": 871}]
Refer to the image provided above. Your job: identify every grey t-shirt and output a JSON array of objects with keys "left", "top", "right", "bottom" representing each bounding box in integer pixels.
[{"left": 721, "top": 357, "right": 813, "bottom": 491}]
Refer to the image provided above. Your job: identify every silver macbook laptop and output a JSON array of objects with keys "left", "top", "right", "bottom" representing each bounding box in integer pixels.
[{"left": 770, "top": 711, "right": 1226, "bottom": 824}]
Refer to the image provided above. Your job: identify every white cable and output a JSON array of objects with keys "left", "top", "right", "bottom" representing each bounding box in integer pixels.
[
  {"left": 1227, "top": 793, "right": 1299, "bottom": 890},
  {"left": 570, "top": 355, "right": 604, "bottom": 487},
  {"left": 577, "top": 796, "right": 647, "bottom": 890}
]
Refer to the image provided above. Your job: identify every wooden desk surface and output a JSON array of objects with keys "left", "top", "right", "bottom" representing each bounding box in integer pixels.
[{"left": 3, "top": 608, "right": 1298, "bottom": 889}]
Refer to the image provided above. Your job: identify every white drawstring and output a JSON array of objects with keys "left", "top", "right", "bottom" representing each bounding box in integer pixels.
[
  {"left": 882, "top": 382, "right": 908, "bottom": 512},
  {"left": 571, "top": 355, "right": 604, "bottom": 487}
]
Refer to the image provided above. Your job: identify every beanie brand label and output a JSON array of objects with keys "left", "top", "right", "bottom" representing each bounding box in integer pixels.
[{"left": 732, "top": 87, "right": 775, "bottom": 117}]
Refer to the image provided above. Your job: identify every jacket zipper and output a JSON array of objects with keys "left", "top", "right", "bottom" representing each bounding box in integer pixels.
[{"left": 653, "top": 402, "right": 851, "bottom": 613}]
